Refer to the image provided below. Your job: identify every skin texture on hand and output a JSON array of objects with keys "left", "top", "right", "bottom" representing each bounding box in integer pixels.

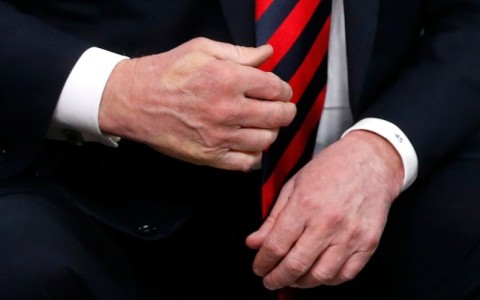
[
  {"left": 246, "top": 130, "right": 404, "bottom": 290},
  {"left": 99, "top": 37, "right": 296, "bottom": 171}
]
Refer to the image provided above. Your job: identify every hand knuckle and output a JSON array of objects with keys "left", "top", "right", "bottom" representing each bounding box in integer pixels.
[
  {"left": 214, "top": 105, "right": 233, "bottom": 123},
  {"left": 363, "top": 232, "right": 380, "bottom": 251},
  {"left": 233, "top": 45, "right": 248, "bottom": 59},
  {"left": 323, "top": 212, "right": 344, "bottom": 229},
  {"left": 191, "top": 37, "right": 209, "bottom": 48},
  {"left": 203, "top": 128, "right": 225, "bottom": 147},
  {"left": 338, "top": 271, "right": 356, "bottom": 283},
  {"left": 285, "top": 256, "right": 310, "bottom": 276},
  {"left": 264, "top": 239, "right": 288, "bottom": 258},
  {"left": 313, "top": 268, "right": 337, "bottom": 282},
  {"left": 214, "top": 64, "right": 237, "bottom": 87}
]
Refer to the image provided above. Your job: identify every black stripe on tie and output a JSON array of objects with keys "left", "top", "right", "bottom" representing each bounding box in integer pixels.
[
  {"left": 271, "top": 0, "right": 332, "bottom": 82},
  {"left": 256, "top": 1, "right": 299, "bottom": 45}
]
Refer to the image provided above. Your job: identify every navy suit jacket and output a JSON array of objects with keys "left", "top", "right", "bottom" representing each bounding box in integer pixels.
[{"left": 1, "top": 0, "right": 480, "bottom": 239}]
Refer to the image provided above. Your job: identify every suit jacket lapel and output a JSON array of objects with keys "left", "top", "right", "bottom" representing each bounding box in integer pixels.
[
  {"left": 343, "top": 0, "right": 380, "bottom": 108},
  {"left": 219, "top": 0, "right": 255, "bottom": 46}
]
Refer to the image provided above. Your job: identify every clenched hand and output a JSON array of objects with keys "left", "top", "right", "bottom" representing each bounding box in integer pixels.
[{"left": 99, "top": 37, "right": 296, "bottom": 171}]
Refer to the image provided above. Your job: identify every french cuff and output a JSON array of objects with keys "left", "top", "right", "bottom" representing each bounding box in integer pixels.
[
  {"left": 341, "top": 118, "right": 418, "bottom": 192},
  {"left": 47, "top": 47, "right": 129, "bottom": 147}
]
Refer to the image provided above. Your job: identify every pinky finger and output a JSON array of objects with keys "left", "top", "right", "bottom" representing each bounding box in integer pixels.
[
  {"left": 327, "top": 250, "right": 373, "bottom": 286},
  {"left": 214, "top": 150, "right": 262, "bottom": 172},
  {"left": 229, "top": 127, "right": 279, "bottom": 152}
]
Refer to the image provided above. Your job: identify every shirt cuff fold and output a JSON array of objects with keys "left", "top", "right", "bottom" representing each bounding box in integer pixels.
[
  {"left": 47, "top": 47, "right": 129, "bottom": 147},
  {"left": 341, "top": 118, "right": 418, "bottom": 192}
]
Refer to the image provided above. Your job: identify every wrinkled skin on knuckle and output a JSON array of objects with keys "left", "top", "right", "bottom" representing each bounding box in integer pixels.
[
  {"left": 198, "top": 125, "right": 229, "bottom": 150},
  {"left": 213, "top": 100, "right": 240, "bottom": 128},
  {"left": 312, "top": 267, "right": 337, "bottom": 283},
  {"left": 284, "top": 255, "right": 311, "bottom": 277},
  {"left": 264, "top": 237, "right": 290, "bottom": 260}
]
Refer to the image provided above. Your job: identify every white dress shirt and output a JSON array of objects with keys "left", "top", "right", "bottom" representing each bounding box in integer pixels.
[{"left": 47, "top": 0, "right": 417, "bottom": 190}]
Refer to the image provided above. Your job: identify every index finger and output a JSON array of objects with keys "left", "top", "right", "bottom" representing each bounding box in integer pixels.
[
  {"left": 191, "top": 37, "right": 274, "bottom": 67},
  {"left": 251, "top": 181, "right": 303, "bottom": 277}
]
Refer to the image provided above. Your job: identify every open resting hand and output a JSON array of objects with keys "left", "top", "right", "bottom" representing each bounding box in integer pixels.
[{"left": 246, "top": 130, "right": 404, "bottom": 289}]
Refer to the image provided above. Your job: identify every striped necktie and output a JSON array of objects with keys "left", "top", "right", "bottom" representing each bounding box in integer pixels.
[{"left": 257, "top": 0, "right": 332, "bottom": 219}]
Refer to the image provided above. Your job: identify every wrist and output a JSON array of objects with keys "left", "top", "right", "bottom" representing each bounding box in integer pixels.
[
  {"left": 99, "top": 58, "right": 134, "bottom": 138},
  {"left": 342, "top": 118, "right": 418, "bottom": 191},
  {"left": 343, "top": 130, "right": 404, "bottom": 198}
]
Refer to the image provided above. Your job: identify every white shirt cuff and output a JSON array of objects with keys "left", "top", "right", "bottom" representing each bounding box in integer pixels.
[
  {"left": 341, "top": 118, "right": 418, "bottom": 192},
  {"left": 47, "top": 47, "right": 129, "bottom": 147}
]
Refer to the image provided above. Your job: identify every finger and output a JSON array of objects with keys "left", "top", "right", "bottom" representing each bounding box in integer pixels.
[
  {"left": 252, "top": 216, "right": 305, "bottom": 281},
  {"left": 232, "top": 98, "right": 296, "bottom": 129},
  {"left": 244, "top": 71, "right": 293, "bottom": 102},
  {"left": 195, "top": 38, "right": 293, "bottom": 101},
  {"left": 192, "top": 37, "right": 274, "bottom": 67},
  {"left": 251, "top": 183, "right": 306, "bottom": 278},
  {"left": 211, "top": 150, "right": 262, "bottom": 172},
  {"left": 245, "top": 214, "right": 276, "bottom": 250},
  {"left": 330, "top": 250, "right": 373, "bottom": 286},
  {"left": 261, "top": 226, "right": 332, "bottom": 290},
  {"left": 291, "top": 243, "right": 350, "bottom": 288},
  {"left": 246, "top": 180, "right": 294, "bottom": 249},
  {"left": 218, "top": 60, "right": 292, "bottom": 103},
  {"left": 228, "top": 127, "right": 279, "bottom": 152}
]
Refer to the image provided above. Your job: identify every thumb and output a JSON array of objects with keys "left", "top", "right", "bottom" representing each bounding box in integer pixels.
[
  {"left": 222, "top": 43, "right": 273, "bottom": 67},
  {"left": 199, "top": 38, "right": 273, "bottom": 67}
]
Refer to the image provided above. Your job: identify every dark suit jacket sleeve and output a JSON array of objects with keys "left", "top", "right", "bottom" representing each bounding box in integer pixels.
[
  {"left": 0, "top": 1, "right": 93, "bottom": 143},
  {"left": 0, "top": 1, "right": 92, "bottom": 176},
  {"left": 361, "top": 0, "right": 480, "bottom": 179}
]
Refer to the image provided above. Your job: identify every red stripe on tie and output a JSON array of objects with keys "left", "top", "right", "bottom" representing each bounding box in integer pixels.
[
  {"left": 259, "top": 0, "right": 321, "bottom": 73},
  {"left": 261, "top": 87, "right": 327, "bottom": 217},
  {"left": 255, "top": 0, "right": 274, "bottom": 20}
]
